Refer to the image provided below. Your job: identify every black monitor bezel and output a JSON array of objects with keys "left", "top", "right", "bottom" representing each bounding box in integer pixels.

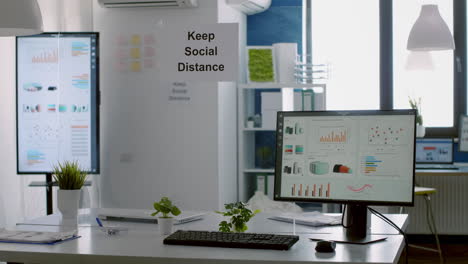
[
  {"left": 274, "top": 109, "right": 416, "bottom": 206},
  {"left": 16, "top": 32, "right": 100, "bottom": 175},
  {"left": 415, "top": 137, "right": 454, "bottom": 164}
]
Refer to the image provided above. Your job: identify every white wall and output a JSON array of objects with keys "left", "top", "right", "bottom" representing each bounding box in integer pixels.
[
  {"left": 0, "top": 0, "right": 96, "bottom": 228},
  {"left": 94, "top": 0, "right": 242, "bottom": 210},
  {"left": 0, "top": 38, "right": 23, "bottom": 228},
  {"left": 0, "top": 1, "right": 243, "bottom": 228}
]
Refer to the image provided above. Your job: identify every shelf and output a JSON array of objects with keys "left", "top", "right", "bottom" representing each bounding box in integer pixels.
[
  {"left": 239, "top": 83, "right": 326, "bottom": 89},
  {"left": 242, "top": 127, "right": 276, "bottom": 132},
  {"left": 244, "top": 169, "right": 275, "bottom": 173}
]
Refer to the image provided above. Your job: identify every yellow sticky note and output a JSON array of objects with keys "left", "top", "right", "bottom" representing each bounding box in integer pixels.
[
  {"left": 131, "top": 61, "right": 141, "bottom": 72},
  {"left": 131, "top": 35, "right": 141, "bottom": 46},
  {"left": 130, "top": 48, "right": 141, "bottom": 59}
]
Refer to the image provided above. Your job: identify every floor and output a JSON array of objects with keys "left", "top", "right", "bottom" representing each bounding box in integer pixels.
[{"left": 404, "top": 244, "right": 468, "bottom": 264}]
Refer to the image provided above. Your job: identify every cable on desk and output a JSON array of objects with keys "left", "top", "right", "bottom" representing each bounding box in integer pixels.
[{"left": 368, "top": 207, "right": 409, "bottom": 264}]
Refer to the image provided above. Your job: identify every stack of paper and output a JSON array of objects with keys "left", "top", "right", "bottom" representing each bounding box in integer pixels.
[
  {"left": 0, "top": 228, "right": 76, "bottom": 244},
  {"left": 269, "top": 211, "right": 341, "bottom": 227}
]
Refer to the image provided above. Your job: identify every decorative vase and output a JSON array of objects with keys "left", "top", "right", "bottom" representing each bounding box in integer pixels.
[
  {"left": 57, "top": 189, "right": 81, "bottom": 219},
  {"left": 158, "top": 217, "right": 174, "bottom": 235},
  {"left": 416, "top": 125, "right": 425, "bottom": 138}
]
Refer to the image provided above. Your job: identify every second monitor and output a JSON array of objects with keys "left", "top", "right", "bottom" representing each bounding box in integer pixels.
[{"left": 274, "top": 110, "right": 416, "bottom": 239}]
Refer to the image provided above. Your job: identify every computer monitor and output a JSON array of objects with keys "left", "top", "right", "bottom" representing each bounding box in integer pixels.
[
  {"left": 16, "top": 32, "right": 100, "bottom": 174},
  {"left": 415, "top": 138, "right": 453, "bottom": 164},
  {"left": 274, "top": 110, "right": 416, "bottom": 239}
]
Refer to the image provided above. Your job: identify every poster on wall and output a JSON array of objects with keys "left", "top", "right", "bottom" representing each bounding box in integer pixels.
[
  {"left": 16, "top": 33, "right": 100, "bottom": 174},
  {"left": 158, "top": 23, "right": 238, "bottom": 81}
]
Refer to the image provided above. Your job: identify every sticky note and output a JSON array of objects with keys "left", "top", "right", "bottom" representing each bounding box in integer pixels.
[
  {"left": 131, "top": 35, "right": 141, "bottom": 46},
  {"left": 130, "top": 48, "right": 141, "bottom": 59},
  {"left": 131, "top": 61, "right": 141, "bottom": 72}
]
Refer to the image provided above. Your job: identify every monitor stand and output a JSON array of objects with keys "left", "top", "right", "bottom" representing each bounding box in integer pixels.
[
  {"left": 344, "top": 204, "right": 368, "bottom": 239},
  {"left": 310, "top": 204, "right": 388, "bottom": 244}
]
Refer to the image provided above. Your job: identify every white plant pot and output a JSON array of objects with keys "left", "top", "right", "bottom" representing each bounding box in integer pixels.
[
  {"left": 246, "top": 120, "right": 254, "bottom": 128},
  {"left": 416, "top": 125, "right": 425, "bottom": 138},
  {"left": 57, "top": 189, "right": 81, "bottom": 220},
  {"left": 158, "top": 217, "right": 174, "bottom": 235}
]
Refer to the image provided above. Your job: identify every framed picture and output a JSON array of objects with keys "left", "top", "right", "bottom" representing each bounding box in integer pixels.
[
  {"left": 459, "top": 115, "right": 468, "bottom": 152},
  {"left": 246, "top": 46, "right": 277, "bottom": 83}
]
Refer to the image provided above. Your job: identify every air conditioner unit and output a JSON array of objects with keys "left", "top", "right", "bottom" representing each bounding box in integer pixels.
[
  {"left": 226, "top": 0, "right": 271, "bottom": 15},
  {"left": 98, "top": 0, "right": 198, "bottom": 8}
]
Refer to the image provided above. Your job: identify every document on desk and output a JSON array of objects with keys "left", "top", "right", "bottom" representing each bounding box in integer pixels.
[
  {"left": 0, "top": 228, "right": 77, "bottom": 244},
  {"left": 269, "top": 211, "right": 341, "bottom": 227}
]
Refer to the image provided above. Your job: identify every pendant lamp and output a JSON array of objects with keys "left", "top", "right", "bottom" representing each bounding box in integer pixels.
[
  {"left": 407, "top": 4, "right": 455, "bottom": 51},
  {"left": 0, "top": 0, "right": 43, "bottom": 36}
]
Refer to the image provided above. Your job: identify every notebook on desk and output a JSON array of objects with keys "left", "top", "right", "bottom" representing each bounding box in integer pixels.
[
  {"left": 415, "top": 138, "right": 459, "bottom": 170},
  {"left": 97, "top": 208, "right": 205, "bottom": 225}
]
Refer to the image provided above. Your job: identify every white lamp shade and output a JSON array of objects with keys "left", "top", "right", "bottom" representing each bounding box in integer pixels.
[
  {"left": 407, "top": 4, "right": 455, "bottom": 51},
  {"left": 0, "top": 0, "right": 43, "bottom": 36}
]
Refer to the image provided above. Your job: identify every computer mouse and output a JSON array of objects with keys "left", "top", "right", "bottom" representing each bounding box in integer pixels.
[{"left": 315, "top": 240, "right": 336, "bottom": 253}]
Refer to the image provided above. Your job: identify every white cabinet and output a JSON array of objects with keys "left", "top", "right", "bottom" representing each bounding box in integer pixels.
[{"left": 237, "top": 83, "right": 326, "bottom": 202}]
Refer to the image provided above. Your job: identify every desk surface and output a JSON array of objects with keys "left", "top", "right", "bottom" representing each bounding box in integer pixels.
[
  {"left": 1, "top": 208, "right": 408, "bottom": 264},
  {"left": 415, "top": 163, "right": 468, "bottom": 176}
]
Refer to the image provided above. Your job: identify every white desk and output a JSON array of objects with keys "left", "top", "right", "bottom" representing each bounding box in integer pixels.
[{"left": 1, "top": 209, "right": 408, "bottom": 264}]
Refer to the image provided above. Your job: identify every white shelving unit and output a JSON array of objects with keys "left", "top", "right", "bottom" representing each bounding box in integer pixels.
[{"left": 237, "top": 83, "right": 326, "bottom": 202}]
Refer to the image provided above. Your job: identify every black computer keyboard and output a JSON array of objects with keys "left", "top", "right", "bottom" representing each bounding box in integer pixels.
[{"left": 163, "top": 230, "right": 299, "bottom": 250}]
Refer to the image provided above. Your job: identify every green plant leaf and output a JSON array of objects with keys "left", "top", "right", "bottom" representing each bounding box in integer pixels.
[
  {"left": 151, "top": 197, "right": 181, "bottom": 218},
  {"left": 53, "top": 161, "right": 87, "bottom": 190},
  {"left": 171, "top": 206, "right": 181, "bottom": 216}
]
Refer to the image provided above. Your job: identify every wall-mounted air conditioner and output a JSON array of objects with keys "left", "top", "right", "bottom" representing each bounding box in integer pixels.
[
  {"left": 226, "top": 0, "right": 271, "bottom": 15},
  {"left": 98, "top": 0, "right": 198, "bottom": 8}
]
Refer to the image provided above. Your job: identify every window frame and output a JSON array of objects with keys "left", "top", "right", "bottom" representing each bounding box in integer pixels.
[{"left": 380, "top": 0, "right": 467, "bottom": 137}]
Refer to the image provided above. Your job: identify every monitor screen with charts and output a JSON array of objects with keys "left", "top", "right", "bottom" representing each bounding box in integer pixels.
[
  {"left": 415, "top": 138, "right": 453, "bottom": 164},
  {"left": 16, "top": 32, "right": 100, "bottom": 174},
  {"left": 274, "top": 110, "right": 416, "bottom": 206}
]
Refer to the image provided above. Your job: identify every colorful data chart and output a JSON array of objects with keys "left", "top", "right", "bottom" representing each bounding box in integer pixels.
[
  {"left": 319, "top": 127, "right": 348, "bottom": 143},
  {"left": 291, "top": 183, "right": 330, "bottom": 198},
  {"left": 27, "top": 150, "right": 46, "bottom": 165},
  {"left": 284, "top": 145, "right": 293, "bottom": 155},
  {"left": 47, "top": 104, "right": 56, "bottom": 113},
  {"left": 361, "top": 155, "right": 399, "bottom": 177},
  {"left": 23, "top": 82, "right": 42, "bottom": 92},
  {"left": 71, "top": 125, "right": 89, "bottom": 157},
  {"left": 72, "top": 41, "right": 90, "bottom": 57},
  {"left": 309, "top": 161, "right": 329, "bottom": 175},
  {"left": 72, "top": 74, "right": 90, "bottom": 89},
  {"left": 368, "top": 125, "right": 406, "bottom": 145},
  {"left": 332, "top": 164, "right": 352, "bottom": 174},
  {"left": 295, "top": 145, "right": 304, "bottom": 154},
  {"left": 362, "top": 156, "right": 381, "bottom": 174},
  {"left": 32, "top": 49, "right": 58, "bottom": 63},
  {"left": 347, "top": 184, "right": 373, "bottom": 193}
]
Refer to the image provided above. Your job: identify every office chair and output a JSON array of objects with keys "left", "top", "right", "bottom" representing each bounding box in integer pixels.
[{"left": 401, "top": 187, "right": 443, "bottom": 264}]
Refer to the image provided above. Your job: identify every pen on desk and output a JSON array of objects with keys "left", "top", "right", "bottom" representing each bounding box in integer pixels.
[{"left": 96, "top": 217, "right": 103, "bottom": 227}]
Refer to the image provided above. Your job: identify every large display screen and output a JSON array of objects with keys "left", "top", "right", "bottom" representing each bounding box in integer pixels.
[
  {"left": 274, "top": 110, "right": 416, "bottom": 206},
  {"left": 16, "top": 33, "right": 99, "bottom": 174}
]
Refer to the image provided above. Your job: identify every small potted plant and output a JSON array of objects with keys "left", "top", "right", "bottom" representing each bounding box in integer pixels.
[
  {"left": 409, "top": 97, "right": 425, "bottom": 137},
  {"left": 53, "top": 161, "right": 87, "bottom": 220},
  {"left": 151, "top": 197, "right": 181, "bottom": 235},
  {"left": 216, "top": 202, "right": 260, "bottom": 233}
]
